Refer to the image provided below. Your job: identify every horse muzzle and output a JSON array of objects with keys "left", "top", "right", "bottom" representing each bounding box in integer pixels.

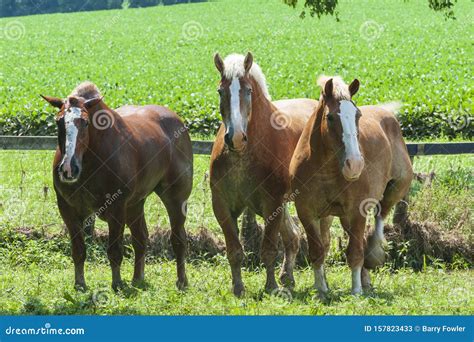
[
  {"left": 224, "top": 130, "right": 247, "bottom": 152},
  {"left": 58, "top": 156, "right": 81, "bottom": 183},
  {"left": 342, "top": 157, "right": 364, "bottom": 181}
]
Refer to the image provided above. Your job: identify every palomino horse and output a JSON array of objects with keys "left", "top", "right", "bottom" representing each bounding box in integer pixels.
[
  {"left": 210, "top": 53, "right": 332, "bottom": 296},
  {"left": 290, "top": 76, "right": 413, "bottom": 296},
  {"left": 42, "top": 82, "right": 193, "bottom": 290}
]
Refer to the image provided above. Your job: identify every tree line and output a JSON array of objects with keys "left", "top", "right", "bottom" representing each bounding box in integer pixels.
[{"left": 0, "top": 0, "right": 207, "bottom": 18}]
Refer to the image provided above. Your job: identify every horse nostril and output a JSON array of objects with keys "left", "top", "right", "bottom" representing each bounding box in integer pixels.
[
  {"left": 224, "top": 133, "right": 233, "bottom": 148},
  {"left": 242, "top": 134, "right": 248, "bottom": 142},
  {"left": 345, "top": 159, "right": 352, "bottom": 169}
]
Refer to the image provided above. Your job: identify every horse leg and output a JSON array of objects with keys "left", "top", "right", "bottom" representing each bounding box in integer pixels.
[
  {"left": 262, "top": 203, "right": 286, "bottom": 293},
  {"left": 126, "top": 201, "right": 149, "bottom": 285},
  {"left": 345, "top": 214, "right": 367, "bottom": 295},
  {"left": 212, "top": 194, "right": 244, "bottom": 296},
  {"left": 300, "top": 212, "right": 331, "bottom": 296},
  {"left": 278, "top": 204, "right": 299, "bottom": 288},
  {"left": 160, "top": 194, "right": 189, "bottom": 290},
  {"left": 106, "top": 210, "right": 126, "bottom": 291},
  {"left": 57, "top": 196, "right": 87, "bottom": 290}
]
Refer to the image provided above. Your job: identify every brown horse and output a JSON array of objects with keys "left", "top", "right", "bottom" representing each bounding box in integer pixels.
[
  {"left": 41, "top": 82, "right": 193, "bottom": 290},
  {"left": 290, "top": 76, "right": 413, "bottom": 296},
  {"left": 210, "top": 53, "right": 332, "bottom": 296}
]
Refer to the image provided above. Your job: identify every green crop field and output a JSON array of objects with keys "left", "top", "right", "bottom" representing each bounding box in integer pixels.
[{"left": 0, "top": 0, "right": 472, "bottom": 138}]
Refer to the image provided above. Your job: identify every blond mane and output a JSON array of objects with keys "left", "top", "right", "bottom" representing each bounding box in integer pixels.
[
  {"left": 223, "top": 54, "right": 271, "bottom": 100},
  {"left": 317, "top": 75, "right": 351, "bottom": 100},
  {"left": 69, "top": 81, "right": 101, "bottom": 100}
]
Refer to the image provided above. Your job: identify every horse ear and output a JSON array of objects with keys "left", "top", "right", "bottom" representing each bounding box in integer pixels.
[
  {"left": 349, "top": 79, "right": 360, "bottom": 97},
  {"left": 244, "top": 52, "right": 253, "bottom": 75},
  {"left": 324, "top": 79, "right": 334, "bottom": 98},
  {"left": 41, "top": 95, "right": 64, "bottom": 109},
  {"left": 84, "top": 96, "right": 103, "bottom": 110},
  {"left": 214, "top": 53, "right": 224, "bottom": 75}
]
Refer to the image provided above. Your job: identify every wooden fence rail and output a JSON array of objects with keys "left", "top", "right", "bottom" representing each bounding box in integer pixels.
[
  {"left": 0, "top": 135, "right": 474, "bottom": 157},
  {"left": 1, "top": 136, "right": 473, "bottom": 156}
]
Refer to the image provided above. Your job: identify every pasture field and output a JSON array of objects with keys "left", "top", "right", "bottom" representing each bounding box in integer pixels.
[
  {"left": 0, "top": 0, "right": 473, "bottom": 139},
  {"left": 0, "top": 150, "right": 472, "bottom": 315}
]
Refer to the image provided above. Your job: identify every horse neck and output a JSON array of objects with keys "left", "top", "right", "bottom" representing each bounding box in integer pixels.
[
  {"left": 86, "top": 101, "right": 123, "bottom": 152},
  {"left": 310, "top": 100, "right": 340, "bottom": 171},
  {"left": 246, "top": 78, "right": 276, "bottom": 143}
]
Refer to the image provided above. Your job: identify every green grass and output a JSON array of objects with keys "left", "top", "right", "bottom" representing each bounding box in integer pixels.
[
  {"left": 0, "top": 150, "right": 472, "bottom": 314},
  {"left": 0, "top": 0, "right": 472, "bottom": 138},
  {"left": 0, "top": 259, "right": 473, "bottom": 315}
]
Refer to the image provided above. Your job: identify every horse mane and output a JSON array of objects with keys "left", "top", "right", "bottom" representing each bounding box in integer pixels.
[
  {"left": 223, "top": 54, "right": 271, "bottom": 100},
  {"left": 69, "top": 81, "right": 101, "bottom": 100},
  {"left": 317, "top": 75, "right": 350, "bottom": 100}
]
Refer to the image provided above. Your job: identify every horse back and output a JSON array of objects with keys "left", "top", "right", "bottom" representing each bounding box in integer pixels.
[{"left": 359, "top": 105, "right": 412, "bottom": 180}]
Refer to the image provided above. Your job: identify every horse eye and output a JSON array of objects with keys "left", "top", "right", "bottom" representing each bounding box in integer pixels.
[
  {"left": 217, "top": 88, "right": 224, "bottom": 96},
  {"left": 327, "top": 114, "right": 334, "bottom": 122}
]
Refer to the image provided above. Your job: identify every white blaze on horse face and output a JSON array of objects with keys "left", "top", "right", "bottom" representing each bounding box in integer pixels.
[
  {"left": 229, "top": 77, "right": 244, "bottom": 134},
  {"left": 62, "top": 107, "right": 81, "bottom": 177},
  {"left": 338, "top": 100, "right": 362, "bottom": 161}
]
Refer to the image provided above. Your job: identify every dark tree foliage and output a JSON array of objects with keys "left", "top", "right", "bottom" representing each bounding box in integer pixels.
[
  {"left": 0, "top": 0, "right": 207, "bottom": 18},
  {"left": 284, "top": 0, "right": 458, "bottom": 19}
]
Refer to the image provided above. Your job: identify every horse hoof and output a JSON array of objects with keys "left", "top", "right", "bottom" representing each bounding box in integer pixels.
[
  {"left": 132, "top": 278, "right": 146, "bottom": 289},
  {"left": 264, "top": 282, "right": 279, "bottom": 294},
  {"left": 176, "top": 277, "right": 189, "bottom": 291},
  {"left": 352, "top": 287, "right": 363, "bottom": 296},
  {"left": 279, "top": 272, "right": 295, "bottom": 289},
  {"left": 232, "top": 283, "right": 245, "bottom": 297},
  {"left": 112, "top": 281, "right": 125, "bottom": 292}
]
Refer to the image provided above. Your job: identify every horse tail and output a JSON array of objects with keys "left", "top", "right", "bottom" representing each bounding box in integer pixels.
[
  {"left": 364, "top": 208, "right": 387, "bottom": 270},
  {"left": 378, "top": 101, "right": 402, "bottom": 117}
]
